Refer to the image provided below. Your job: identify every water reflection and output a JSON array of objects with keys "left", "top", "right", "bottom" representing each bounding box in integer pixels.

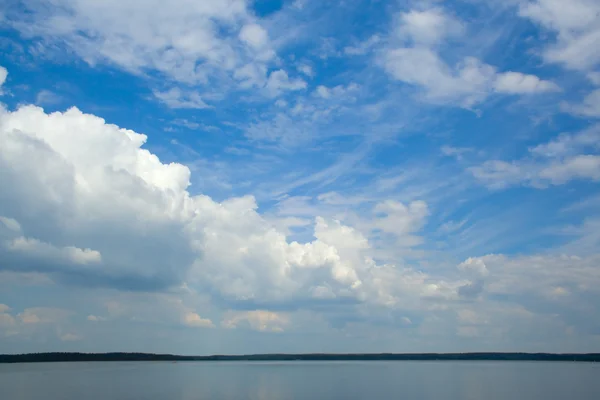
[{"left": 1, "top": 361, "right": 600, "bottom": 400}]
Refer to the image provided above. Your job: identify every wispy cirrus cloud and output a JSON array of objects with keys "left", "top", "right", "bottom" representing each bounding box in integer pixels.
[{"left": 469, "top": 124, "right": 600, "bottom": 188}]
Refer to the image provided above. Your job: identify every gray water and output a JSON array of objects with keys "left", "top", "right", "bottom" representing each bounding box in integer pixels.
[{"left": 1, "top": 361, "right": 599, "bottom": 399}]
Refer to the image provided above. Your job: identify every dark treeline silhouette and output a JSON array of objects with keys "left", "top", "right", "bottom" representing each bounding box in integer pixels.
[{"left": 2, "top": 352, "right": 599, "bottom": 363}]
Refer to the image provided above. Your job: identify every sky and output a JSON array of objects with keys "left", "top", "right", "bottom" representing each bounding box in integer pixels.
[{"left": 0, "top": 0, "right": 599, "bottom": 355}]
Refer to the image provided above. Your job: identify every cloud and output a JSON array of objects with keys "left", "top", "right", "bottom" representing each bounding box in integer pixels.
[
  {"left": 239, "top": 23, "right": 269, "bottom": 50},
  {"left": 0, "top": 104, "right": 198, "bottom": 290},
  {"left": 3, "top": 94, "right": 594, "bottom": 344},
  {"left": 530, "top": 125, "right": 600, "bottom": 157},
  {"left": 314, "top": 83, "right": 359, "bottom": 99},
  {"left": 470, "top": 124, "right": 600, "bottom": 188},
  {"left": 441, "top": 145, "right": 473, "bottom": 161},
  {"left": 458, "top": 258, "right": 490, "bottom": 277},
  {"left": 380, "top": 7, "right": 559, "bottom": 107},
  {"left": 469, "top": 160, "right": 525, "bottom": 189},
  {"left": 448, "top": 252, "right": 600, "bottom": 338},
  {"left": 0, "top": 216, "right": 21, "bottom": 232},
  {"left": 588, "top": 72, "right": 600, "bottom": 85},
  {"left": 471, "top": 157, "right": 600, "bottom": 188},
  {"left": 370, "top": 200, "right": 429, "bottom": 247},
  {"left": 153, "top": 88, "right": 211, "bottom": 109},
  {"left": 0, "top": 304, "right": 17, "bottom": 335},
  {"left": 60, "top": 332, "right": 82, "bottom": 341},
  {"left": 562, "top": 89, "right": 600, "bottom": 118},
  {"left": 6, "top": 0, "right": 260, "bottom": 83},
  {"left": 222, "top": 310, "right": 289, "bottom": 332},
  {"left": 464, "top": 253, "right": 600, "bottom": 300},
  {"left": 35, "top": 90, "right": 62, "bottom": 106},
  {"left": 517, "top": 1, "right": 600, "bottom": 120},
  {"left": 538, "top": 155, "right": 600, "bottom": 183},
  {"left": 0, "top": 66, "right": 7, "bottom": 94},
  {"left": 344, "top": 35, "right": 381, "bottom": 56},
  {"left": 0, "top": 305, "right": 82, "bottom": 340},
  {"left": 0, "top": 99, "right": 466, "bottom": 314},
  {"left": 3, "top": 0, "right": 300, "bottom": 103},
  {"left": 87, "top": 315, "right": 106, "bottom": 322},
  {"left": 518, "top": 0, "right": 600, "bottom": 72},
  {"left": 296, "top": 63, "right": 314, "bottom": 78},
  {"left": 7, "top": 236, "right": 102, "bottom": 266},
  {"left": 395, "top": 8, "right": 464, "bottom": 45},
  {"left": 183, "top": 312, "right": 215, "bottom": 328},
  {"left": 265, "top": 69, "right": 307, "bottom": 97},
  {"left": 18, "top": 307, "right": 71, "bottom": 324},
  {"left": 494, "top": 72, "right": 560, "bottom": 94}
]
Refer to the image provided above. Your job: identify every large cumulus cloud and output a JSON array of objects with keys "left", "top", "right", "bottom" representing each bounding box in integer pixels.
[{"left": 0, "top": 100, "right": 459, "bottom": 313}]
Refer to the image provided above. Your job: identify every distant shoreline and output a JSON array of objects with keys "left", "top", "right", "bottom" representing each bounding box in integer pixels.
[{"left": 2, "top": 352, "right": 599, "bottom": 363}]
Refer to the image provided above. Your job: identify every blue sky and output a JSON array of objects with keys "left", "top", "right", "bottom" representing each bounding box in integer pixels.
[{"left": 0, "top": 0, "right": 599, "bottom": 354}]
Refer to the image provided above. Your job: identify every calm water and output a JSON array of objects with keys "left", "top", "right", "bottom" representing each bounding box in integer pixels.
[{"left": 1, "top": 361, "right": 599, "bottom": 399}]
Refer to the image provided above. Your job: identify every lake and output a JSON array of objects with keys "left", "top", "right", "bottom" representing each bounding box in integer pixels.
[{"left": 1, "top": 361, "right": 599, "bottom": 399}]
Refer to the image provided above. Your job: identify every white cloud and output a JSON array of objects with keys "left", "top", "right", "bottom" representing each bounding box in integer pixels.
[
  {"left": 0, "top": 216, "right": 22, "bottom": 233},
  {"left": 470, "top": 124, "right": 600, "bottom": 188},
  {"left": 562, "top": 89, "right": 600, "bottom": 118},
  {"left": 381, "top": 48, "right": 493, "bottom": 107},
  {"left": 344, "top": 35, "right": 381, "bottom": 56},
  {"left": 519, "top": 0, "right": 600, "bottom": 71},
  {"left": 465, "top": 253, "right": 600, "bottom": 298},
  {"left": 222, "top": 310, "right": 289, "bottom": 332},
  {"left": 441, "top": 145, "right": 473, "bottom": 161},
  {"left": 0, "top": 304, "right": 18, "bottom": 337},
  {"left": 297, "top": 63, "right": 314, "bottom": 77},
  {"left": 0, "top": 313, "right": 16, "bottom": 330},
  {"left": 494, "top": 72, "right": 560, "bottom": 94},
  {"left": 314, "top": 83, "right": 359, "bottom": 99},
  {"left": 60, "top": 332, "right": 82, "bottom": 341},
  {"left": 18, "top": 307, "right": 71, "bottom": 324},
  {"left": 438, "top": 219, "right": 468, "bottom": 234},
  {"left": 153, "top": 88, "right": 211, "bottom": 109},
  {"left": 469, "top": 160, "right": 528, "bottom": 189},
  {"left": 4, "top": 0, "right": 287, "bottom": 101},
  {"left": 372, "top": 200, "right": 429, "bottom": 243},
  {"left": 35, "top": 90, "right": 62, "bottom": 106},
  {"left": 7, "top": 236, "right": 102, "bottom": 265},
  {"left": 588, "top": 72, "right": 600, "bottom": 85},
  {"left": 380, "top": 8, "right": 559, "bottom": 107},
  {"left": 244, "top": 112, "right": 309, "bottom": 145},
  {"left": 0, "top": 305, "right": 81, "bottom": 339},
  {"left": 458, "top": 257, "right": 489, "bottom": 277},
  {"left": 0, "top": 66, "right": 7, "bottom": 95},
  {"left": 395, "top": 8, "right": 464, "bottom": 45},
  {"left": 265, "top": 69, "right": 307, "bottom": 97},
  {"left": 0, "top": 104, "right": 198, "bottom": 287},
  {"left": 233, "top": 62, "right": 268, "bottom": 89},
  {"left": 538, "top": 155, "right": 600, "bottom": 183},
  {"left": 518, "top": 0, "right": 600, "bottom": 122},
  {"left": 239, "top": 23, "right": 269, "bottom": 49},
  {"left": 8, "top": 0, "right": 249, "bottom": 80},
  {"left": 183, "top": 311, "right": 214, "bottom": 328},
  {"left": 530, "top": 125, "right": 600, "bottom": 157},
  {"left": 0, "top": 100, "right": 463, "bottom": 313},
  {"left": 471, "top": 157, "right": 600, "bottom": 188}
]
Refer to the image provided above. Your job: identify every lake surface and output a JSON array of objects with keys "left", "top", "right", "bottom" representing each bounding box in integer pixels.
[{"left": 1, "top": 361, "right": 599, "bottom": 399}]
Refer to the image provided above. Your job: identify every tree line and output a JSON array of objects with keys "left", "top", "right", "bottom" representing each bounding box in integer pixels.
[{"left": 2, "top": 352, "right": 599, "bottom": 363}]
